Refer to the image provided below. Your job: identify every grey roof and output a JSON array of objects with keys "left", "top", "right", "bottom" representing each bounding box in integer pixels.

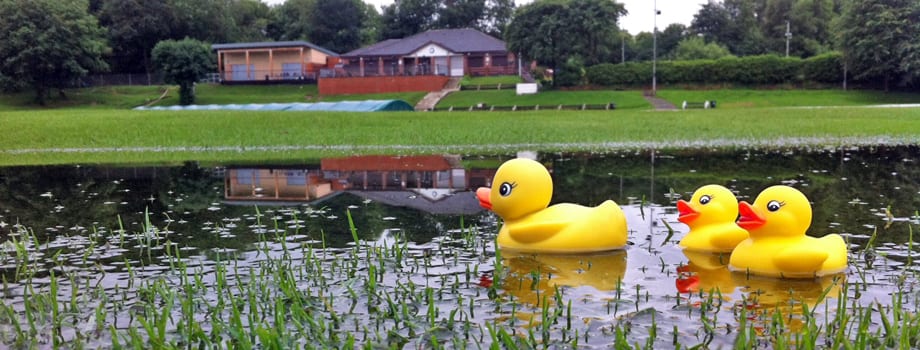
[
  {"left": 212, "top": 41, "right": 338, "bottom": 56},
  {"left": 342, "top": 28, "right": 507, "bottom": 57}
]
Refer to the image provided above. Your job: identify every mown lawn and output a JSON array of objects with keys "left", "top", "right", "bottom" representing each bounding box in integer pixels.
[
  {"left": 436, "top": 90, "right": 650, "bottom": 109},
  {"left": 655, "top": 89, "right": 920, "bottom": 108},
  {"left": 3, "top": 106, "right": 920, "bottom": 165},
  {"left": 0, "top": 84, "right": 428, "bottom": 110}
]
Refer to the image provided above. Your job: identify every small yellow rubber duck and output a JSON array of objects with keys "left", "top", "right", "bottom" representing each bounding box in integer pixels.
[
  {"left": 676, "top": 184, "right": 749, "bottom": 253},
  {"left": 729, "top": 185, "right": 848, "bottom": 278},
  {"left": 476, "top": 158, "right": 628, "bottom": 253}
]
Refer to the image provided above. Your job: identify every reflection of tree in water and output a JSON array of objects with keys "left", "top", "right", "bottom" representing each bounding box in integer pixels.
[
  {"left": 0, "top": 166, "right": 123, "bottom": 240},
  {"left": 546, "top": 146, "right": 920, "bottom": 244}
]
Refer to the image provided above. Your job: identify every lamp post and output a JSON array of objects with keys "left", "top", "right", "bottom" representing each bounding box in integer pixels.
[
  {"left": 652, "top": 0, "right": 659, "bottom": 96},
  {"left": 785, "top": 21, "right": 792, "bottom": 57}
]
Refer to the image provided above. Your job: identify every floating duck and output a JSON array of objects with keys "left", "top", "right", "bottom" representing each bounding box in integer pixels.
[
  {"left": 676, "top": 184, "right": 749, "bottom": 253},
  {"left": 729, "top": 185, "right": 848, "bottom": 278},
  {"left": 476, "top": 158, "right": 628, "bottom": 253}
]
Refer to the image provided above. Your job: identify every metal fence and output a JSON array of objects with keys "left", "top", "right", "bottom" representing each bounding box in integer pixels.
[{"left": 81, "top": 73, "right": 166, "bottom": 87}]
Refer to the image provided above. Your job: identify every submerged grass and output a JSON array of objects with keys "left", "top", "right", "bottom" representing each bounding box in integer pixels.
[
  {"left": 2, "top": 106, "right": 920, "bottom": 165},
  {"left": 1, "top": 209, "right": 919, "bottom": 349}
]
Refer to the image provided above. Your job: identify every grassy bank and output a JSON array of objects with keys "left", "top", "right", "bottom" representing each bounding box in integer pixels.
[
  {"left": 0, "top": 84, "right": 428, "bottom": 110},
  {"left": 655, "top": 89, "right": 920, "bottom": 108},
  {"left": 437, "top": 90, "right": 648, "bottom": 109},
  {"left": 3, "top": 106, "right": 920, "bottom": 165}
]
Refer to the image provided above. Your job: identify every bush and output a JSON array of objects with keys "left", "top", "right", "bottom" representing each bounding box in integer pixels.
[
  {"left": 585, "top": 62, "right": 650, "bottom": 86},
  {"left": 587, "top": 54, "right": 828, "bottom": 87},
  {"left": 802, "top": 52, "right": 843, "bottom": 84},
  {"left": 554, "top": 57, "right": 585, "bottom": 87}
]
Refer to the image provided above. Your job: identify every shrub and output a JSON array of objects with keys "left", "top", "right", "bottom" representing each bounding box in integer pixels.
[{"left": 802, "top": 52, "right": 843, "bottom": 84}]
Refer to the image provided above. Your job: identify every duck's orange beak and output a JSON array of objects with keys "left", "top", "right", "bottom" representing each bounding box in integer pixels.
[
  {"left": 676, "top": 200, "right": 699, "bottom": 223},
  {"left": 476, "top": 187, "right": 492, "bottom": 210},
  {"left": 737, "top": 201, "right": 765, "bottom": 230}
]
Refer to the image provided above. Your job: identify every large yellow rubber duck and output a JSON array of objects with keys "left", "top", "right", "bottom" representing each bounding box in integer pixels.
[
  {"left": 676, "top": 184, "right": 749, "bottom": 253},
  {"left": 476, "top": 158, "right": 628, "bottom": 253},
  {"left": 729, "top": 185, "right": 848, "bottom": 278}
]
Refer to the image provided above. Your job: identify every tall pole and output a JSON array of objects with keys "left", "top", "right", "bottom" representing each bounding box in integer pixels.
[
  {"left": 652, "top": 0, "right": 658, "bottom": 96},
  {"left": 785, "top": 21, "right": 792, "bottom": 57}
]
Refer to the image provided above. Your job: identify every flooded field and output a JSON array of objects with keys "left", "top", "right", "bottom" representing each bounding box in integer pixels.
[{"left": 0, "top": 146, "right": 918, "bottom": 348}]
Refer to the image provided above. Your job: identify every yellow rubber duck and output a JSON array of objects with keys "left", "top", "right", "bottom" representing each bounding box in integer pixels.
[
  {"left": 676, "top": 184, "right": 749, "bottom": 253},
  {"left": 476, "top": 158, "right": 628, "bottom": 253},
  {"left": 729, "top": 185, "right": 848, "bottom": 278}
]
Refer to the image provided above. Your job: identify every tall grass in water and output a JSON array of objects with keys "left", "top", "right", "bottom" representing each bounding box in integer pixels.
[{"left": 0, "top": 210, "right": 919, "bottom": 348}]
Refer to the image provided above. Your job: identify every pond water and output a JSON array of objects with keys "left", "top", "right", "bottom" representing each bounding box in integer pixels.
[{"left": 0, "top": 146, "right": 918, "bottom": 348}]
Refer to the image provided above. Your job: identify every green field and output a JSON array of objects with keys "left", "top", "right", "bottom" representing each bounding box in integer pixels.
[
  {"left": 3, "top": 106, "right": 919, "bottom": 165},
  {"left": 0, "top": 84, "right": 428, "bottom": 110},
  {"left": 437, "top": 90, "right": 649, "bottom": 109},
  {"left": 656, "top": 88, "right": 920, "bottom": 108}
]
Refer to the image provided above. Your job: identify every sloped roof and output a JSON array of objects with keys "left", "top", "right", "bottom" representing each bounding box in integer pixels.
[
  {"left": 342, "top": 28, "right": 507, "bottom": 57},
  {"left": 212, "top": 41, "right": 338, "bottom": 57}
]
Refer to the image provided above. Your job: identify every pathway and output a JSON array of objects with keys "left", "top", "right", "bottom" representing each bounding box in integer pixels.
[
  {"left": 643, "top": 94, "right": 677, "bottom": 110},
  {"left": 414, "top": 77, "right": 462, "bottom": 111}
]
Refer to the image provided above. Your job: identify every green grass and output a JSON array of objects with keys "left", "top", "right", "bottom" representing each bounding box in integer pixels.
[
  {"left": 0, "top": 84, "right": 428, "bottom": 110},
  {"left": 460, "top": 75, "right": 522, "bottom": 86},
  {"left": 3, "top": 106, "right": 920, "bottom": 165},
  {"left": 0, "top": 85, "right": 169, "bottom": 111},
  {"left": 437, "top": 90, "right": 649, "bottom": 109},
  {"left": 656, "top": 89, "right": 920, "bottom": 108}
]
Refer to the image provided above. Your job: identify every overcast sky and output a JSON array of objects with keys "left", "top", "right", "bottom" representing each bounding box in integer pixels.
[{"left": 261, "top": 0, "right": 709, "bottom": 35}]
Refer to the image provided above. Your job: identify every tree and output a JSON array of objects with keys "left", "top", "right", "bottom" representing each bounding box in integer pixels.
[
  {"left": 98, "top": 0, "right": 178, "bottom": 74},
  {"left": 691, "top": 0, "right": 766, "bottom": 56},
  {"left": 671, "top": 36, "right": 733, "bottom": 60},
  {"left": 266, "top": 0, "right": 316, "bottom": 41},
  {"left": 379, "top": 0, "right": 514, "bottom": 40},
  {"left": 379, "top": 0, "right": 439, "bottom": 39},
  {"left": 227, "top": 0, "right": 273, "bottom": 42},
  {"left": 566, "top": 0, "right": 627, "bottom": 66},
  {"left": 0, "top": 0, "right": 108, "bottom": 104},
  {"left": 310, "top": 0, "right": 368, "bottom": 53},
  {"left": 506, "top": 0, "right": 625, "bottom": 86},
  {"left": 837, "top": 0, "right": 920, "bottom": 90},
  {"left": 659, "top": 23, "right": 688, "bottom": 59},
  {"left": 152, "top": 39, "right": 214, "bottom": 105}
]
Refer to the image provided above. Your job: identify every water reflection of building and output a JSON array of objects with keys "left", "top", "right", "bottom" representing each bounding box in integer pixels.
[{"left": 224, "top": 155, "right": 496, "bottom": 214}]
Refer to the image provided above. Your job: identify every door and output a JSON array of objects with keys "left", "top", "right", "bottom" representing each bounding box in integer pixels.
[
  {"left": 434, "top": 57, "right": 448, "bottom": 76},
  {"left": 450, "top": 55, "right": 464, "bottom": 76},
  {"left": 231, "top": 64, "right": 255, "bottom": 81}
]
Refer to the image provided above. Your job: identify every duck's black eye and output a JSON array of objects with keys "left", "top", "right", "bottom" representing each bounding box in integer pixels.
[
  {"left": 699, "top": 195, "right": 712, "bottom": 205},
  {"left": 767, "top": 200, "right": 783, "bottom": 212},
  {"left": 499, "top": 182, "right": 514, "bottom": 197}
]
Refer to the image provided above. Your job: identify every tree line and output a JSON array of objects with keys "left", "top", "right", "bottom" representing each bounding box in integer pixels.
[{"left": 0, "top": 0, "right": 917, "bottom": 104}]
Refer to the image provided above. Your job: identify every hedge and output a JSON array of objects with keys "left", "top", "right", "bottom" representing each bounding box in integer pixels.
[{"left": 586, "top": 53, "right": 844, "bottom": 87}]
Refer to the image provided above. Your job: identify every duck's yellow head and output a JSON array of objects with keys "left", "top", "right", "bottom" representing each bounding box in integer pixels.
[
  {"left": 476, "top": 158, "right": 552, "bottom": 220},
  {"left": 737, "top": 185, "right": 812, "bottom": 237},
  {"left": 677, "top": 184, "right": 739, "bottom": 228}
]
